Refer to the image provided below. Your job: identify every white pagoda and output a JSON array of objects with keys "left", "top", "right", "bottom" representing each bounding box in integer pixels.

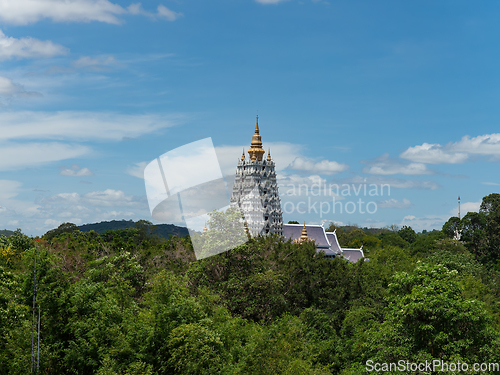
[{"left": 230, "top": 116, "right": 284, "bottom": 236}]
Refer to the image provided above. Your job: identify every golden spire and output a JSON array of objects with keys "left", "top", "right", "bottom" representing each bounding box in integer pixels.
[
  {"left": 248, "top": 115, "right": 265, "bottom": 161},
  {"left": 244, "top": 220, "right": 250, "bottom": 237},
  {"left": 300, "top": 222, "right": 309, "bottom": 241},
  {"left": 267, "top": 148, "right": 271, "bottom": 162},
  {"left": 203, "top": 221, "right": 207, "bottom": 235},
  {"left": 241, "top": 148, "right": 245, "bottom": 161}
]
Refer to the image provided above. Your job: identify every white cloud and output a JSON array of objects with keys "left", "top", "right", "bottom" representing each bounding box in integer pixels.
[
  {"left": 0, "top": 184, "right": 150, "bottom": 234},
  {"left": 0, "top": 29, "right": 68, "bottom": 60},
  {"left": 287, "top": 157, "right": 349, "bottom": 175},
  {"left": 0, "top": 180, "right": 22, "bottom": 199},
  {"left": 362, "top": 153, "right": 431, "bottom": 175},
  {"left": 0, "top": 76, "right": 41, "bottom": 99},
  {"left": 452, "top": 134, "right": 500, "bottom": 156},
  {"left": 0, "top": 111, "right": 178, "bottom": 142},
  {"left": 157, "top": 5, "right": 183, "bottom": 21},
  {"left": 0, "top": 181, "right": 42, "bottom": 229},
  {"left": 71, "top": 55, "right": 116, "bottom": 69},
  {"left": 44, "top": 189, "right": 144, "bottom": 208},
  {"left": 277, "top": 174, "right": 343, "bottom": 197},
  {"left": 400, "top": 142, "right": 468, "bottom": 164},
  {"left": 377, "top": 198, "right": 412, "bottom": 209},
  {"left": 0, "top": 76, "right": 23, "bottom": 96},
  {"left": 127, "top": 3, "right": 150, "bottom": 16},
  {"left": 83, "top": 189, "right": 142, "bottom": 207},
  {"left": 0, "top": 142, "right": 90, "bottom": 170},
  {"left": 400, "top": 133, "right": 500, "bottom": 164},
  {"left": 0, "top": 0, "right": 126, "bottom": 25},
  {"left": 127, "top": 162, "right": 147, "bottom": 179},
  {"left": 60, "top": 165, "right": 94, "bottom": 177},
  {"left": 0, "top": 1, "right": 182, "bottom": 25},
  {"left": 400, "top": 214, "right": 449, "bottom": 232},
  {"left": 44, "top": 218, "right": 61, "bottom": 227},
  {"left": 346, "top": 175, "right": 440, "bottom": 190},
  {"left": 448, "top": 201, "right": 480, "bottom": 217}
]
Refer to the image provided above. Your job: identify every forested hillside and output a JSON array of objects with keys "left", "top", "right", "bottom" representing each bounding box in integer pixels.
[
  {"left": 0, "top": 230, "right": 15, "bottom": 237},
  {"left": 1, "top": 194, "right": 500, "bottom": 374},
  {"left": 77, "top": 220, "right": 190, "bottom": 239}
]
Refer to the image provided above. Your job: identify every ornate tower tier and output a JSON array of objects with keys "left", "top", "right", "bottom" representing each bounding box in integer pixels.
[{"left": 230, "top": 116, "right": 284, "bottom": 236}]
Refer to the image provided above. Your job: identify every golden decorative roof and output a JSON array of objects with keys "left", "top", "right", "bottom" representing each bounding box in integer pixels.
[
  {"left": 300, "top": 222, "right": 309, "bottom": 241},
  {"left": 267, "top": 148, "right": 271, "bottom": 162},
  {"left": 241, "top": 148, "right": 245, "bottom": 161},
  {"left": 248, "top": 115, "right": 265, "bottom": 161}
]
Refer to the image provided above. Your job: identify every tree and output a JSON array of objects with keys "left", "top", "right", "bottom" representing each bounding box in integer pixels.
[
  {"left": 166, "top": 323, "right": 226, "bottom": 374},
  {"left": 480, "top": 193, "right": 500, "bottom": 215},
  {"left": 288, "top": 221, "right": 300, "bottom": 224},
  {"left": 361, "top": 263, "right": 500, "bottom": 369},
  {"left": 360, "top": 235, "right": 380, "bottom": 251},
  {"left": 341, "top": 228, "right": 365, "bottom": 247},
  {"left": 459, "top": 212, "right": 487, "bottom": 260},
  {"left": 480, "top": 193, "right": 500, "bottom": 265},
  {"left": 386, "top": 224, "right": 399, "bottom": 233},
  {"left": 378, "top": 233, "right": 409, "bottom": 249},
  {"left": 43, "top": 222, "right": 79, "bottom": 242},
  {"left": 196, "top": 207, "right": 248, "bottom": 260},
  {"left": 442, "top": 216, "right": 460, "bottom": 239},
  {"left": 397, "top": 225, "right": 417, "bottom": 244},
  {"left": 135, "top": 220, "right": 158, "bottom": 242}
]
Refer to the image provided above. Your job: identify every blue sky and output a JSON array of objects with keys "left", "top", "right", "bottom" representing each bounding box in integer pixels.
[{"left": 0, "top": 0, "right": 499, "bottom": 235}]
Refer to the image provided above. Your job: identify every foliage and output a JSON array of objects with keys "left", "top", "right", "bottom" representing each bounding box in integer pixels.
[
  {"left": 354, "top": 263, "right": 500, "bottom": 374},
  {"left": 43, "top": 222, "right": 80, "bottom": 242},
  {"left": 2, "top": 194, "right": 500, "bottom": 374},
  {"left": 378, "top": 232, "right": 409, "bottom": 249},
  {"left": 442, "top": 216, "right": 460, "bottom": 238},
  {"left": 397, "top": 225, "right": 417, "bottom": 244}
]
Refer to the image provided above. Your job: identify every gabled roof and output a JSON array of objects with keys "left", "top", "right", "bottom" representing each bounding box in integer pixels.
[
  {"left": 341, "top": 249, "right": 365, "bottom": 263},
  {"left": 283, "top": 224, "right": 330, "bottom": 248},
  {"left": 325, "top": 231, "right": 342, "bottom": 254}
]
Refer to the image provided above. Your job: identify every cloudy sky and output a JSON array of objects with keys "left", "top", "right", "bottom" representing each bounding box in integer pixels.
[{"left": 0, "top": 0, "right": 499, "bottom": 235}]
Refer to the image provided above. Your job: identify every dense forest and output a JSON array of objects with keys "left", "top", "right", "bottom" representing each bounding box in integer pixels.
[
  {"left": 77, "top": 220, "right": 190, "bottom": 239},
  {"left": 1, "top": 194, "right": 500, "bottom": 374}
]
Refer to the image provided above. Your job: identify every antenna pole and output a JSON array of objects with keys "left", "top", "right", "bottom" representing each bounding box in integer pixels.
[
  {"left": 37, "top": 306, "right": 40, "bottom": 374},
  {"left": 458, "top": 196, "right": 461, "bottom": 220},
  {"left": 31, "top": 244, "right": 38, "bottom": 373}
]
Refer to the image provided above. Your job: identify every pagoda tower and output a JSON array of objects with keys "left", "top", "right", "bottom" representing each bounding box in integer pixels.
[{"left": 230, "top": 116, "right": 284, "bottom": 236}]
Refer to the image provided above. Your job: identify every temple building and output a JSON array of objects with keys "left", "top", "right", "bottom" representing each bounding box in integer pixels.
[
  {"left": 230, "top": 116, "right": 364, "bottom": 262},
  {"left": 230, "top": 116, "right": 284, "bottom": 236}
]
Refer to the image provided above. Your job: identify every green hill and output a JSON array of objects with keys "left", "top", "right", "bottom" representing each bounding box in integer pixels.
[
  {"left": 0, "top": 229, "right": 15, "bottom": 237},
  {"left": 78, "top": 219, "right": 189, "bottom": 239}
]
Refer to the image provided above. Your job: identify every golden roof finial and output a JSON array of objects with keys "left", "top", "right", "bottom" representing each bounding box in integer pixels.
[
  {"left": 300, "top": 222, "right": 309, "bottom": 241},
  {"left": 241, "top": 148, "right": 245, "bottom": 161},
  {"left": 267, "top": 148, "right": 271, "bottom": 162},
  {"left": 248, "top": 115, "right": 265, "bottom": 161},
  {"left": 203, "top": 221, "right": 207, "bottom": 235}
]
